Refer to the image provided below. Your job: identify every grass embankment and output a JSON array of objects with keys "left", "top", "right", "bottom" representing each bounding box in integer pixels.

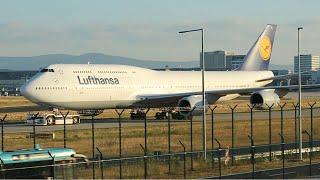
[
  {"left": 1, "top": 96, "right": 320, "bottom": 158},
  {"left": 2, "top": 115, "right": 319, "bottom": 178},
  {"left": 3, "top": 116, "right": 319, "bottom": 157},
  {"left": 0, "top": 96, "right": 35, "bottom": 107},
  {"left": 1, "top": 96, "right": 320, "bottom": 178},
  {"left": 70, "top": 154, "right": 320, "bottom": 179}
]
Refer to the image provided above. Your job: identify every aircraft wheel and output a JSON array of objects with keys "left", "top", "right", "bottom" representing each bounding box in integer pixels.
[
  {"left": 46, "top": 116, "right": 55, "bottom": 125},
  {"left": 73, "top": 117, "right": 79, "bottom": 124}
]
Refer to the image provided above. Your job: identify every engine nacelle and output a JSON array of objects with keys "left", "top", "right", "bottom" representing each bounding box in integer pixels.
[
  {"left": 177, "top": 95, "right": 208, "bottom": 116},
  {"left": 250, "top": 89, "right": 280, "bottom": 109}
]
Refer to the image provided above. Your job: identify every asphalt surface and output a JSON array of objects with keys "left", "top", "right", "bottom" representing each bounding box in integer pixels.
[
  {"left": 1, "top": 106, "right": 320, "bottom": 134},
  {"left": 1, "top": 91, "right": 320, "bottom": 133}
]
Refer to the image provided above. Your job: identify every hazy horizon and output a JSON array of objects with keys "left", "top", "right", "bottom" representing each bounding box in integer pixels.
[
  {"left": 1, "top": 0, "right": 320, "bottom": 66},
  {"left": 0, "top": 53, "right": 293, "bottom": 71}
]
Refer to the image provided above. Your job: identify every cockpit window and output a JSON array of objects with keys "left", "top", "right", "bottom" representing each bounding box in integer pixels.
[{"left": 40, "top": 68, "right": 54, "bottom": 72}]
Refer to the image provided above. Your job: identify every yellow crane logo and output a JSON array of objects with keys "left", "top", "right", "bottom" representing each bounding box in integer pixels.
[{"left": 259, "top": 36, "right": 272, "bottom": 61}]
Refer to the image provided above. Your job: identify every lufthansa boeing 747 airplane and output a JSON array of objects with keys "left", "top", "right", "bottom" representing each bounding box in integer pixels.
[{"left": 20, "top": 24, "right": 320, "bottom": 116}]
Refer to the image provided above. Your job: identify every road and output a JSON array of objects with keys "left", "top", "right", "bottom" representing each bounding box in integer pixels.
[
  {"left": 1, "top": 91, "right": 320, "bottom": 133},
  {"left": 2, "top": 107, "right": 320, "bottom": 133}
]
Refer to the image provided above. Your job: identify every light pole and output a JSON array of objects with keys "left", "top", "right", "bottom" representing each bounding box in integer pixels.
[
  {"left": 298, "top": 27, "right": 303, "bottom": 160},
  {"left": 179, "top": 28, "right": 207, "bottom": 159}
]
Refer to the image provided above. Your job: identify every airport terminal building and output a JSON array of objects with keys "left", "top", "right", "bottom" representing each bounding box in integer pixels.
[
  {"left": 200, "top": 50, "right": 245, "bottom": 71},
  {"left": 294, "top": 54, "right": 320, "bottom": 84}
]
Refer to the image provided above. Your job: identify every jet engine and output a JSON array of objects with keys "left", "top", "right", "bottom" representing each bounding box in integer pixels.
[
  {"left": 177, "top": 95, "right": 207, "bottom": 116},
  {"left": 250, "top": 89, "right": 280, "bottom": 109}
]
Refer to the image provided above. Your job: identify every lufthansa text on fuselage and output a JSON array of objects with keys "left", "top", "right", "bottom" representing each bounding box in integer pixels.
[{"left": 77, "top": 76, "right": 120, "bottom": 85}]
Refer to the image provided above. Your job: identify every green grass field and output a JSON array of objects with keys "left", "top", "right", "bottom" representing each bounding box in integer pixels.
[{"left": 1, "top": 96, "right": 320, "bottom": 178}]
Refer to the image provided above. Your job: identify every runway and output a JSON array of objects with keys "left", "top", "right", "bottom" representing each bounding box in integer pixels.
[
  {"left": 2, "top": 107, "right": 320, "bottom": 134},
  {"left": 1, "top": 91, "right": 319, "bottom": 133}
]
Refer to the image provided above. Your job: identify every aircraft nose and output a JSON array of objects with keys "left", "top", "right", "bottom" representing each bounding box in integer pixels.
[
  {"left": 20, "top": 84, "right": 29, "bottom": 97},
  {"left": 20, "top": 82, "right": 36, "bottom": 99},
  {"left": 20, "top": 82, "right": 43, "bottom": 104},
  {"left": 20, "top": 83, "right": 39, "bottom": 103}
]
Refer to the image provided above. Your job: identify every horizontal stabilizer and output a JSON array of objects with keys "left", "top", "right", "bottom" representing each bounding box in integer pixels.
[{"left": 256, "top": 71, "right": 310, "bottom": 82}]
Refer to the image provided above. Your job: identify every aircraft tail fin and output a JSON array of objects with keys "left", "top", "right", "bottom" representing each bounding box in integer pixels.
[{"left": 238, "top": 24, "right": 277, "bottom": 71}]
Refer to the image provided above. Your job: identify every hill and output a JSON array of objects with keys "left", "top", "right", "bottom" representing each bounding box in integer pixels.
[
  {"left": 0, "top": 53, "right": 198, "bottom": 70},
  {"left": 0, "top": 53, "right": 292, "bottom": 70}
]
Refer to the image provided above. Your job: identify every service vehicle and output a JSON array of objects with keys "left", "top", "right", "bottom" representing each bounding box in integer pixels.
[
  {"left": 0, "top": 144, "right": 87, "bottom": 179},
  {"left": 26, "top": 112, "right": 80, "bottom": 125},
  {"left": 130, "top": 109, "right": 147, "bottom": 120},
  {"left": 155, "top": 108, "right": 186, "bottom": 120}
]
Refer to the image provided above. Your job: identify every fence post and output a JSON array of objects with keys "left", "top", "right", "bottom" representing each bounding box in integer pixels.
[
  {"left": 247, "top": 105, "right": 255, "bottom": 143},
  {"left": 229, "top": 104, "right": 238, "bottom": 166},
  {"left": 178, "top": 140, "right": 186, "bottom": 179},
  {"left": 303, "top": 130, "right": 312, "bottom": 177},
  {"left": 167, "top": 107, "right": 172, "bottom": 174},
  {"left": 293, "top": 102, "right": 299, "bottom": 157},
  {"left": 308, "top": 102, "right": 316, "bottom": 154},
  {"left": 208, "top": 105, "right": 217, "bottom": 169},
  {"left": 48, "top": 152, "right": 55, "bottom": 179},
  {"left": 278, "top": 103, "right": 286, "bottom": 137},
  {"left": 0, "top": 159, "right": 4, "bottom": 179},
  {"left": 60, "top": 111, "right": 69, "bottom": 148},
  {"left": 116, "top": 109, "right": 125, "bottom": 179},
  {"left": 96, "top": 147, "right": 104, "bottom": 179},
  {"left": 140, "top": 144, "right": 147, "bottom": 179},
  {"left": 248, "top": 135, "right": 255, "bottom": 179},
  {"left": 1, "top": 114, "right": 6, "bottom": 151},
  {"left": 278, "top": 133, "right": 285, "bottom": 179},
  {"left": 189, "top": 107, "right": 196, "bottom": 171},
  {"left": 214, "top": 138, "right": 222, "bottom": 179},
  {"left": 32, "top": 113, "right": 39, "bottom": 148},
  {"left": 91, "top": 115, "right": 95, "bottom": 179},
  {"left": 266, "top": 104, "right": 274, "bottom": 161},
  {"left": 144, "top": 108, "right": 150, "bottom": 157}
]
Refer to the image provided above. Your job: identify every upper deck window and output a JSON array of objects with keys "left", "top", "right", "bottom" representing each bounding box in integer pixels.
[{"left": 40, "top": 69, "right": 54, "bottom": 72}]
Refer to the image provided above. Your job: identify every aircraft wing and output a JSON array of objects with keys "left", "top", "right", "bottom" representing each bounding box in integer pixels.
[
  {"left": 136, "top": 84, "right": 320, "bottom": 103},
  {"left": 256, "top": 71, "right": 310, "bottom": 82}
]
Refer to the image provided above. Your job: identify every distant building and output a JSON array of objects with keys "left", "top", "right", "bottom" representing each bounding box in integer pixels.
[
  {"left": 312, "top": 70, "right": 320, "bottom": 84},
  {"left": 0, "top": 70, "right": 37, "bottom": 96},
  {"left": 226, "top": 54, "right": 246, "bottom": 70},
  {"left": 200, "top": 51, "right": 231, "bottom": 70},
  {"left": 271, "top": 69, "right": 292, "bottom": 86},
  {"left": 200, "top": 50, "right": 245, "bottom": 71},
  {"left": 294, "top": 54, "right": 320, "bottom": 84}
]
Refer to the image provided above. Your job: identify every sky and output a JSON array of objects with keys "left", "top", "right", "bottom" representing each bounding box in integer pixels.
[{"left": 0, "top": 0, "right": 320, "bottom": 65}]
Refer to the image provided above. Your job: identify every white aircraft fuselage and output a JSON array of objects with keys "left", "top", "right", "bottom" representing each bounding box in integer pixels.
[{"left": 21, "top": 64, "right": 273, "bottom": 110}]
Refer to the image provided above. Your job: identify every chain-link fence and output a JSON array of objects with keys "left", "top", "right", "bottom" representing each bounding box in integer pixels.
[{"left": 0, "top": 102, "right": 320, "bottom": 178}]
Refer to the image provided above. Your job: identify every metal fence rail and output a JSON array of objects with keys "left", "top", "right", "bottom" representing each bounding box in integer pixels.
[
  {"left": 0, "top": 140, "right": 319, "bottom": 179},
  {"left": 0, "top": 101, "right": 320, "bottom": 178}
]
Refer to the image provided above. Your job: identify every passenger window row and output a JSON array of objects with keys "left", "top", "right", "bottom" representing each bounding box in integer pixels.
[
  {"left": 35, "top": 87, "right": 67, "bottom": 90},
  {"left": 97, "top": 70, "right": 127, "bottom": 74},
  {"left": 73, "top": 70, "right": 92, "bottom": 73}
]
